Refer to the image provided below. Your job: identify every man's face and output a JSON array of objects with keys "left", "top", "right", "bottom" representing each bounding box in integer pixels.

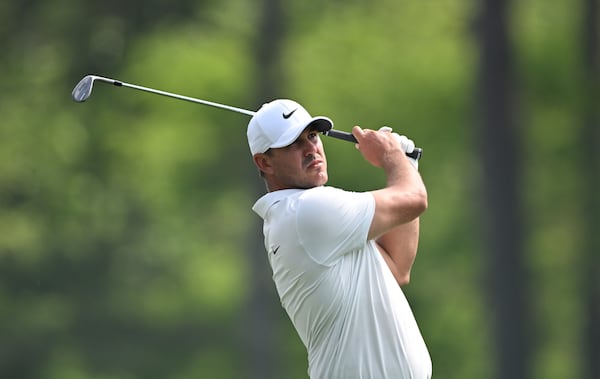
[{"left": 258, "top": 126, "right": 328, "bottom": 191}]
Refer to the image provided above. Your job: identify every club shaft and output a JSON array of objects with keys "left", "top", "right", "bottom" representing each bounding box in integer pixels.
[{"left": 97, "top": 76, "right": 256, "bottom": 116}]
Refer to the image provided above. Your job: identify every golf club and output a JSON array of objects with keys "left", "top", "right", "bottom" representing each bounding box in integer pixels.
[{"left": 72, "top": 75, "right": 422, "bottom": 160}]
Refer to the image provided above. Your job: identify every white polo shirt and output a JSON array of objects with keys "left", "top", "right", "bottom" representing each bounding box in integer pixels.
[{"left": 253, "top": 186, "right": 431, "bottom": 379}]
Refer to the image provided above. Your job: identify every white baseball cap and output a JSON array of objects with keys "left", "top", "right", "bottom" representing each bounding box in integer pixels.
[{"left": 247, "top": 99, "right": 333, "bottom": 155}]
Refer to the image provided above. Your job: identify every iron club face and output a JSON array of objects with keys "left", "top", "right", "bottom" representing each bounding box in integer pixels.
[
  {"left": 72, "top": 75, "right": 122, "bottom": 102},
  {"left": 71, "top": 75, "right": 95, "bottom": 102}
]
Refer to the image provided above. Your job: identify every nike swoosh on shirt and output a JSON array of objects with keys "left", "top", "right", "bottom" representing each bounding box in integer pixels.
[{"left": 270, "top": 246, "right": 280, "bottom": 255}]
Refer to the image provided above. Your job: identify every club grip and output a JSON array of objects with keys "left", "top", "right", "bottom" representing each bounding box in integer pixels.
[{"left": 325, "top": 129, "right": 423, "bottom": 161}]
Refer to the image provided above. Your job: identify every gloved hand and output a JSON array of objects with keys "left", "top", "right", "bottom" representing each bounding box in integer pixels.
[{"left": 378, "top": 126, "right": 419, "bottom": 170}]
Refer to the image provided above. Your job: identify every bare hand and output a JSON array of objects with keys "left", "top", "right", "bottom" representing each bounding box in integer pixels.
[{"left": 352, "top": 126, "right": 407, "bottom": 168}]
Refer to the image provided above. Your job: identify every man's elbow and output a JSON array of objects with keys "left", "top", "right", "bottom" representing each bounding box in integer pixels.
[
  {"left": 397, "top": 272, "right": 411, "bottom": 287},
  {"left": 417, "top": 191, "right": 428, "bottom": 214},
  {"left": 409, "top": 190, "right": 428, "bottom": 219}
]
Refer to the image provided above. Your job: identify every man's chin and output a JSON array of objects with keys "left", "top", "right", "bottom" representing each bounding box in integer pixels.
[
  {"left": 314, "top": 172, "right": 328, "bottom": 187},
  {"left": 298, "top": 174, "right": 328, "bottom": 189}
]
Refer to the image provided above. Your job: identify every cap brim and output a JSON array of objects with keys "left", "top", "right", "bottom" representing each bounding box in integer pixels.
[
  {"left": 309, "top": 117, "right": 333, "bottom": 132},
  {"left": 270, "top": 116, "right": 333, "bottom": 149}
]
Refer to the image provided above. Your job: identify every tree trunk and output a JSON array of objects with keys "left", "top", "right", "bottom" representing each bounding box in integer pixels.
[
  {"left": 243, "top": 0, "right": 287, "bottom": 378},
  {"left": 581, "top": 0, "right": 599, "bottom": 377},
  {"left": 475, "top": 0, "right": 532, "bottom": 378}
]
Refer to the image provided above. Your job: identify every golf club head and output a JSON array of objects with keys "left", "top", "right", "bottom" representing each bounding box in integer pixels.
[{"left": 72, "top": 75, "right": 96, "bottom": 102}]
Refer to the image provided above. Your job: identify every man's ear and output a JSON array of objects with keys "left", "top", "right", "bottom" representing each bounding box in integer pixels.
[{"left": 253, "top": 153, "right": 273, "bottom": 175}]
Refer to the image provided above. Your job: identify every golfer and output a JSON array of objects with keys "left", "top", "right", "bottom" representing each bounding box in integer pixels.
[{"left": 247, "top": 99, "right": 431, "bottom": 379}]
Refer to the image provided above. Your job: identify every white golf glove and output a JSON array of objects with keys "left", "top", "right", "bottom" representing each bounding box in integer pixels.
[{"left": 378, "top": 126, "right": 419, "bottom": 170}]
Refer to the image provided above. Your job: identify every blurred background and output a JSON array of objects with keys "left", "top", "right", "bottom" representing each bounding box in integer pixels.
[{"left": 0, "top": 0, "right": 598, "bottom": 378}]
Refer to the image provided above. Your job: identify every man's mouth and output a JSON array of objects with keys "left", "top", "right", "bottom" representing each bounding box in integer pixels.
[{"left": 307, "top": 160, "right": 323, "bottom": 169}]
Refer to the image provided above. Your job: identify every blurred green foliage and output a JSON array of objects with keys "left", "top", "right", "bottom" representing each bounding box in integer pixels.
[{"left": 0, "top": 0, "right": 596, "bottom": 378}]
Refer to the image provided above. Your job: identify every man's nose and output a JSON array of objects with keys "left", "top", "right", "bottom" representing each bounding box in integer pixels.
[{"left": 303, "top": 140, "right": 318, "bottom": 155}]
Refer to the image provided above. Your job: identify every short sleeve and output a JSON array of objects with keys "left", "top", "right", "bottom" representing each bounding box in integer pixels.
[{"left": 296, "top": 187, "right": 375, "bottom": 266}]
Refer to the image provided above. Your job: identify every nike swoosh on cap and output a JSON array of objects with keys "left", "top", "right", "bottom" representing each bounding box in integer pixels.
[{"left": 282, "top": 109, "right": 297, "bottom": 119}]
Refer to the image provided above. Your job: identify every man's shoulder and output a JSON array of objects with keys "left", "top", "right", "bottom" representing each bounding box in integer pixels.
[
  {"left": 253, "top": 187, "right": 369, "bottom": 218},
  {"left": 297, "top": 187, "right": 373, "bottom": 217},
  {"left": 298, "top": 186, "right": 345, "bottom": 200},
  {"left": 259, "top": 186, "right": 346, "bottom": 205},
  {"left": 299, "top": 186, "right": 372, "bottom": 203},
  {"left": 253, "top": 189, "right": 303, "bottom": 218}
]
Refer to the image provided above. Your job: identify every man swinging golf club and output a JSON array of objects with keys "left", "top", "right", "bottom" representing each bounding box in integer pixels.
[
  {"left": 248, "top": 99, "right": 432, "bottom": 379},
  {"left": 71, "top": 74, "right": 430, "bottom": 377}
]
